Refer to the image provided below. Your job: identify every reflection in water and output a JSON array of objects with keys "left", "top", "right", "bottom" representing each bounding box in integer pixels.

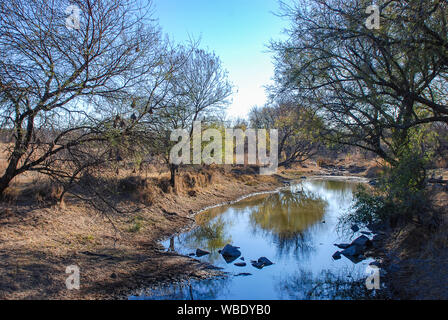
[
  {"left": 130, "top": 277, "right": 231, "bottom": 300},
  {"left": 131, "top": 179, "right": 375, "bottom": 300},
  {"left": 277, "top": 267, "right": 385, "bottom": 300},
  {"left": 248, "top": 190, "right": 326, "bottom": 258}
]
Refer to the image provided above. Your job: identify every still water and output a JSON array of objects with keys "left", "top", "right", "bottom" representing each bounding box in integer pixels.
[{"left": 130, "top": 178, "right": 375, "bottom": 300}]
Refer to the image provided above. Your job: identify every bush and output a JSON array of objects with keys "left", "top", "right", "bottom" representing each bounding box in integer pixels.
[{"left": 344, "top": 149, "right": 432, "bottom": 228}]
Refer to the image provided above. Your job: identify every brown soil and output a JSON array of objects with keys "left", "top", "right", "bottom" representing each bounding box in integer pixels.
[{"left": 0, "top": 166, "right": 286, "bottom": 300}]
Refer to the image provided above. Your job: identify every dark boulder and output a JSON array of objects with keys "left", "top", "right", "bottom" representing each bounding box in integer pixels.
[
  {"left": 234, "top": 262, "right": 247, "bottom": 267},
  {"left": 220, "top": 244, "right": 241, "bottom": 257},
  {"left": 258, "top": 257, "right": 273, "bottom": 266},
  {"left": 251, "top": 261, "right": 265, "bottom": 269},
  {"left": 235, "top": 273, "right": 252, "bottom": 277},
  {"left": 220, "top": 244, "right": 241, "bottom": 263},
  {"left": 196, "top": 249, "right": 210, "bottom": 257},
  {"left": 251, "top": 257, "right": 274, "bottom": 269},
  {"left": 351, "top": 224, "right": 360, "bottom": 232},
  {"left": 332, "top": 251, "right": 342, "bottom": 260},
  {"left": 351, "top": 235, "right": 372, "bottom": 248},
  {"left": 341, "top": 245, "right": 363, "bottom": 257}
]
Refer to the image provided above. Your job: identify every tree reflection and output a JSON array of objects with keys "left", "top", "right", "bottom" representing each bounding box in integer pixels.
[
  {"left": 276, "top": 268, "right": 387, "bottom": 300},
  {"left": 181, "top": 217, "right": 232, "bottom": 251},
  {"left": 134, "top": 277, "right": 232, "bottom": 300},
  {"left": 248, "top": 190, "right": 327, "bottom": 257}
]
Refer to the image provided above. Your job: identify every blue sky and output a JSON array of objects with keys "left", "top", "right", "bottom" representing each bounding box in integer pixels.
[{"left": 153, "top": 0, "right": 289, "bottom": 119}]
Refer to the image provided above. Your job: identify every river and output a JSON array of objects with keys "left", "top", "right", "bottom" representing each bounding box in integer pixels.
[{"left": 130, "top": 178, "right": 379, "bottom": 300}]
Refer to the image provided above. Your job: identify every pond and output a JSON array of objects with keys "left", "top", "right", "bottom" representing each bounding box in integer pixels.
[{"left": 130, "top": 178, "right": 377, "bottom": 300}]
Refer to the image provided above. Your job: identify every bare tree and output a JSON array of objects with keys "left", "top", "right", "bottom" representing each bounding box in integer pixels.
[
  {"left": 146, "top": 46, "right": 233, "bottom": 187},
  {"left": 0, "top": 0, "right": 168, "bottom": 195}
]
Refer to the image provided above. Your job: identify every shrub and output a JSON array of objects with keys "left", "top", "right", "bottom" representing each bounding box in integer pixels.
[{"left": 344, "top": 149, "right": 433, "bottom": 229}]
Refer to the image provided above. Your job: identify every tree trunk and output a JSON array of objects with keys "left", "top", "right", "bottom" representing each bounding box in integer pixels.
[
  {"left": 169, "top": 164, "right": 178, "bottom": 188},
  {"left": 0, "top": 153, "right": 21, "bottom": 196}
]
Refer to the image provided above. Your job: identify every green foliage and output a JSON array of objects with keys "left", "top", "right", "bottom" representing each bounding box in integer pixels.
[
  {"left": 128, "top": 216, "right": 144, "bottom": 233},
  {"left": 345, "top": 148, "right": 431, "bottom": 228}
]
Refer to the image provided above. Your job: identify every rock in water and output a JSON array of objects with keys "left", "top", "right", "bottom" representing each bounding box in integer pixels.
[
  {"left": 220, "top": 244, "right": 241, "bottom": 263},
  {"left": 257, "top": 257, "right": 274, "bottom": 266},
  {"left": 220, "top": 244, "right": 241, "bottom": 257},
  {"left": 351, "top": 235, "right": 372, "bottom": 248},
  {"left": 341, "top": 245, "right": 362, "bottom": 257},
  {"left": 351, "top": 224, "right": 360, "bottom": 232},
  {"left": 234, "top": 262, "right": 247, "bottom": 267},
  {"left": 251, "top": 261, "right": 265, "bottom": 269},
  {"left": 332, "top": 251, "right": 342, "bottom": 260},
  {"left": 196, "top": 249, "right": 210, "bottom": 257}
]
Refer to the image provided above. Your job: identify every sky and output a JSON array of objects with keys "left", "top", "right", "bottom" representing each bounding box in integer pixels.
[{"left": 153, "top": 0, "right": 289, "bottom": 119}]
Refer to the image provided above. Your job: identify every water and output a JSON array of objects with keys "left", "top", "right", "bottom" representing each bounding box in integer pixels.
[{"left": 130, "top": 178, "right": 376, "bottom": 300}]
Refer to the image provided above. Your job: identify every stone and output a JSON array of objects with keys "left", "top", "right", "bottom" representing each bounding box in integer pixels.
[
  {"left": 220, "top": 244, "right": 241, "bottom": 263},
  {"left": 220, "top": 244, "right": 241, "bottom": 258},
  {"left": 196, "top": 249, "right": 210, "bottom": 257},
  {"left": 332, "top": 251, "right": 342, "bottom": 260},
  {"left": 341, "top": 245, "right": 362, "bottom": 257},
  {"left": 351, "top": 224, "right": 360, "bottom": 232},
  {"left": 351, "top": 235, "right": 372, "bottom": 248},
  {"left": 251, "top": 261, "right": 265, "bottom": 269},
  {"left": 258, "top": 257, "right": 273, "bottom": 266},
  {"left": 235, "top": 273, "right": 252, "bottom": 277},
  {"left": 234, "top": 262, "right": 247, "bottom": 267}
]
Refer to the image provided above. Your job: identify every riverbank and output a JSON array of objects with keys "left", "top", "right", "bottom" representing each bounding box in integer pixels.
[
  {"left": 0, "top": 166, "right": 286, "bottom": 299},
  {"left": 2, "top": 157, "right": 444, "bottom": 300},
  {"left": 366, "top": 184, "right": 448, "bottom": 300}
]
